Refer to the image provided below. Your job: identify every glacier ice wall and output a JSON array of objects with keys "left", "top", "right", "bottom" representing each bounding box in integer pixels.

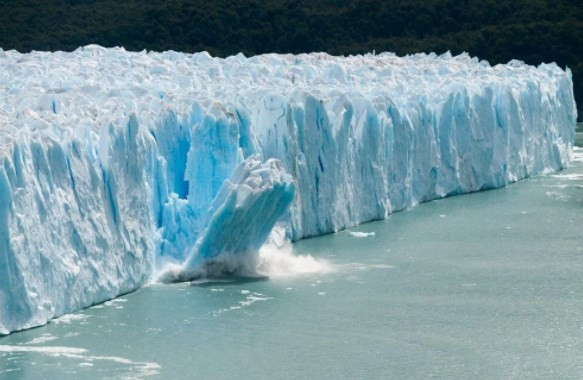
[{"left": 0, "top": 45, "right": 577, "bottom": 334}]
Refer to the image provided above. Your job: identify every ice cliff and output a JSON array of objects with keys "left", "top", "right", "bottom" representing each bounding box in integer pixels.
[{"left": 0, "top": 46, "right": 577, "bottom": 334}]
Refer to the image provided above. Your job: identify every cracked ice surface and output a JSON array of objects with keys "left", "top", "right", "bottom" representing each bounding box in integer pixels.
[{"left": 0, "top": 45, "right": 577, "bottom": 333}]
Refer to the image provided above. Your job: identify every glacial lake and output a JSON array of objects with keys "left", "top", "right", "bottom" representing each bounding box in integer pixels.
[{"left": 1, "top": 123, "right": 583, "bottom": 379}]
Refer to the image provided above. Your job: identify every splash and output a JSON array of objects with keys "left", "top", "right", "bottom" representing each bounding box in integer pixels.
[
  {"left": 255, "top": 243, "right": 334, "bottom": 278},
  {"left": 155, "top": 237, "right": 332, "bottom": 283}
]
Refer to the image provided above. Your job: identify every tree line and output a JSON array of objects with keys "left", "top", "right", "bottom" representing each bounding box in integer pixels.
[{"left": 0, "top": 0, "right": 581, "bottom": 120}]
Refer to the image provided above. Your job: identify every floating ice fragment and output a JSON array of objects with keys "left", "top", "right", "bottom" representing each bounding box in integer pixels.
[
  {"left": 348, "top": 231, "right": 376, "bottom": 238},
  {"left": 52, "top": 314, "right": 89, "bottom": 325}
]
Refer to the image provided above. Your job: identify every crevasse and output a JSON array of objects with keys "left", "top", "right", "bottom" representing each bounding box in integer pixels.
[{"left": 0, "top": 46, "right": 577, "bottom": 334}]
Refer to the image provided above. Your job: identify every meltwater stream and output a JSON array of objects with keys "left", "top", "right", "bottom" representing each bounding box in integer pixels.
[{"left": 1, "top": 126, "right": 583, "bottom": 379}]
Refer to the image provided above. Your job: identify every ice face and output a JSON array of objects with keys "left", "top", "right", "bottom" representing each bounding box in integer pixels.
[{"left": 0, "top": 46, "right": 577, "bottom": 334}]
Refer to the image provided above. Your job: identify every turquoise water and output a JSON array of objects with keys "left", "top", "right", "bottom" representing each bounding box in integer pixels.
[
  {"left": 2, "top": 127, "right": 583, "bottom": 379},
  {"left": 577, "top": 122, "right": 583, "bottom": 146}
]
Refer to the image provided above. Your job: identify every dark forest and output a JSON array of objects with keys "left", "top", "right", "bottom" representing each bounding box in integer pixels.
[{"left": 0, "top": 0, "right": 581, "bottom": 119}]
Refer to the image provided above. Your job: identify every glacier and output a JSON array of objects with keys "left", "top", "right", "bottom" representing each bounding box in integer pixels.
[{"left": 0, "top": 45, "right": 577, "bottom": 334}]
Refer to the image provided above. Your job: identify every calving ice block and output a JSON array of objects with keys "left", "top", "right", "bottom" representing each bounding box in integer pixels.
[{"left": 0, "top": 45, "right": 577, "bottom": 334}]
